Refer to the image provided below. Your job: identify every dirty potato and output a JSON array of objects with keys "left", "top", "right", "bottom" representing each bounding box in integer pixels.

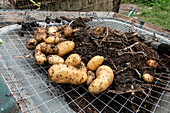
[
  {"left": 34, "top": 27, "right": 47, "bottom": 38},
  {"left": 65, "top": 54, "right": 81, "bottom": 67},
  {"left": 48, "top": 26, "right": 59, "bottom": 35},
  {"left": 34, "top": 32, "right": 47, "bottom": 42},
  {"left": 57, "top": 41, "right": 75, "bottom": 56},
  {"left": 26, "top": 38, "right": 38, "bottom": 50},
  {"left": 54, "top": 32, "right": 62, "bottom": 38},
  {"left": 143, "top": 73, "right": 154, "bottom": 83},
  {"left": 88, "top": 65, "right": 114, "bottom": 94},
  {"left": 77, "top": 62, "right": 87, "bottom": 73},
  {"left": 45, "top": 36, "right": 60, "bottom": 44},
  {"left": 146, "top": 59, "right": 158, "bottom": 68},
  {"left": 86, "top": 71, "right": 95, "bottom": 85},
  {"left": 87, "top": 56, "right": 104, "bottom": 71},
  {"left": 47, "top": 55, "right": 64, "bottom": 65},
  {"left": 64, "top": 25, "right": 73, "bottom": 37},
  {"left": 35, "top": 42, "right": 58, "bottom": 54},
  {"left": 48, "top": 64, "right": 88, "bottom": 85},
  {"left": 34, "top": 51, "right": 47, "bottom": 65}
]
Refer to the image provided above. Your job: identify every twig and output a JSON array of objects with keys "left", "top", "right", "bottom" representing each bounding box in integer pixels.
[
  {"left": 89, "top": 34, "right": 102, "bottom": 48},
  {"left": 13, "top": 52, "right": 33, "bottom": 58},
  {"left": 154, "top": 77, "right": 167, "bottom": 84},
  {"left": 123, "top": 42, "right": 140, "bottom": 51},
  {"left": 115, "top": 67, "right": 129, "bottom": 74},
  {"left": 142, "top": 84, "right": 170, "bottom": 92},
  {"left": 100, "top": 27, "right": 109, "bottom": 44},
  {"left": 118, "top": 51, "right": 147, "bottom": 56},
  {"left": 107, "top": 88, "right": 144, "bottom": 94},
  {"left": 110, "top": 59, "right": 118, "bottom": 70}
]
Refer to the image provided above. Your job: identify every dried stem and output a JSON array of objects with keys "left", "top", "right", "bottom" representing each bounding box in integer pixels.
[
  {"left": 123, "top": 42, "right": 140, "bottom": 51},
  {"left": 100, "top": 27, "right": 109, "bottom": 44},
  {"left": 107, "top": 88, "right": 144, "bottom": 94},
  {"left": 110, "top": 59, "right": 118, "bottom": 70}
]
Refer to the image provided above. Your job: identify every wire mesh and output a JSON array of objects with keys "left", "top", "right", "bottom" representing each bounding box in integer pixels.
[{"left": 0, "top": 17, "right": 170, "bottom": 113}]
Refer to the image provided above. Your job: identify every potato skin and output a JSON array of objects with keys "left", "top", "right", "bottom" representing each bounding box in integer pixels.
[
  {"left": 35, "top": 42, "right": 58, "bottom": 54},
  {"left": 65, "top": 54, "right": 81, "bottom": 67},
  {"left": 48, "top": 64, "right": 88, "bottom": 84},
  {"left": 57, "top": 41, "right": 75, "bottom": 56},
  {"left": 45, "top": 36, "right": 60, "bottom": 44},
  {"left": 146, "top": 60, "right": 158, "bottom": 68},
  {"left": 48, "top": 26, "right": 59, "bottom": 35},
  {"left": 34, "top": 51, "right": 47, "bottom": 65},
  {"left": 77, "top": 62, "right": 87, "bottom": 73},
  {"left": 87, "top": 56, "right": 104, "bottom": 71},
  {"left": 34, "top": 27, "right": 47, "bottom": 38},
  {"left": 86, "top": 71, "right": 95, "bottom": 85},
  {"left": 35, "top": 32, "right": 47, "bottom": 42},
  {"left": 47, "top": 55, "right": 64, "bottom": 65},
  {"left": 26, "top": 38, "right": 38, "bottom": 50},
  {"left": 143, "top": 73, "right": 154, "bottom": 83},
  {"left": 88, "top": 65, "right": 114, "bottom": 94},
  {"left": 64, "top": 25, "right": 73, "bottom": 37}
]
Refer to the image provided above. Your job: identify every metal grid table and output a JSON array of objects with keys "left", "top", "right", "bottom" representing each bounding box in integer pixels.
[{"left": 0, "top": 12, "right": 170, "bottom": 113}]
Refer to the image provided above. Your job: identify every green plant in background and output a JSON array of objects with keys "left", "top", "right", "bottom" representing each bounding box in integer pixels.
[
  {"left": 121, "top": 0, "right": 170, "bottom": 29},
  {"left": 14, "top": 0, "right": 41, "bottom": 10},
  {"left": 0, "top": 38, "right": 3, "bottom": 45}
]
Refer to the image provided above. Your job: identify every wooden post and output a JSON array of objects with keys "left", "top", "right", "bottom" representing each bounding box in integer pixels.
[{"left": 112, "top": 0, "right": 121, "bottom": 13}]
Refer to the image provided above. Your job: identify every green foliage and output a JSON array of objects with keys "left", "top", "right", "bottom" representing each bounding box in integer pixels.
[
  {"left": 0, "top": 38, "right": 3, "bottom": 45},
  {"left": 121, "top": 0, "right": 170, "bottom": 29}
]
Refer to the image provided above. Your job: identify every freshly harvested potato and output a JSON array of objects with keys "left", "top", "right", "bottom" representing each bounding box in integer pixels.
[
  {"left": 48, "top": 26, "right": 59, "bottom": 35},
  {"left": 143, "top": 73, "right": 154, "bottom": 83},
  {"left": 54, "top": 32, "right": 62, "bottom": 38},
  {"left": 35, "top": 42, "right": 58, "bottom": 54},
  {"left": 47, "top": 55, "right": 64, "bottom": 65},
  {"left": 86, "top": 71, "right": 95, "bottom": 85},
  {"left": 34, "top": 51, "right": 47, "bottom": 65},
  {"left": 57, "top": 41, "right": 75, "bottom": 56},
  {"left": 88, "top": 65, "right": 114, "bottom": 94},
  {"left": 34, "top": 27, "right": 47, "bottom": 38},
  {"left": 77, "top": 62, "right": 87, "bottom": 73},
  {"left": 65, "top": 54, "right": 81, "bottom": 67},
  {"left": 87, "top": 56, "right": 104, "bottom": 71},
  {"left": 26, "top": 38, "right": 38, "bottom": 50},
  {"left": 45, "top": 36, "right": 60, "bottom": 44},
  {"left": 35, "top": 32, "right": 47, "bottom": 42},
  {"left": 146, "top": 59, "right": 158, "bottom": 68},
  {"left": 48, "top": 64, "right": 88, "bottom": 85},
  {"left": 64, "top": 25, "right": 73, "bottom": 37}
]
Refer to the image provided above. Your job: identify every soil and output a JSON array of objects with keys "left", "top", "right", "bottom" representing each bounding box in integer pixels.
[{"left": 22, "top": 17, "right": 170, "bottom": 113}]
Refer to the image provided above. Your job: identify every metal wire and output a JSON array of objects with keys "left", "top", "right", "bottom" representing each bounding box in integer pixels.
[{"left": 0, "top": 18, "right": 169, "bottom": 113}]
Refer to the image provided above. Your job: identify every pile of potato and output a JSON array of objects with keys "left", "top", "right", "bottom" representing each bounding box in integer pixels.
[{"left": 26, "top": 25, "right": 114, "bottom": 94}]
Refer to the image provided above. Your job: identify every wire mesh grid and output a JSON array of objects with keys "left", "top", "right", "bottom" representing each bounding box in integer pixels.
[{"left": 0, "top": 17, "right": 170, "bottom": 113}]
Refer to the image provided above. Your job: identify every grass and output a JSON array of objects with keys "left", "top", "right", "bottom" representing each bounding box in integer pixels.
[{"left": 121, "top": 0, "right": 170, "bottom": 29}]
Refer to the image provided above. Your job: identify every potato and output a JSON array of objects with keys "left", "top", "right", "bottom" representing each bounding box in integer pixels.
[
  {"left": 35, "top": 42, "right": 58, "bottom": 54},
  {"left": 64, "top": 25, "right": 73, "bottom": 37},
  {"left": 47, "top": 55, "right": 64, "bottom": 65},
  {"left": 88, "top": 65, "right": 114, "bottom": 94},
  {"left": 57, "top": 41, "right": 75, "bottom": 56},
  {"left": 54, "top": 32, "right": 62, "bottom": 38},
  {"left": 146, "top": 59, "right": 158, "bottom": 68},
  {"left": 26, "top": 38, "right": 38, "bottom": 50},
  {"left": 34, "top": 51, "right": 47, "bottom": 65},
  {"left": 34, "top": 27, "right": 47, "bottom": 38},
  {"left": 48, "top": 26, "right": 59, "bottom": 35},
  {"left": 48, "top": 64, "right": 88, "bottom": 84},
  {"left": 45, "top": 36, "right": 60, "bottom": 44},
  {"left": 65, "top": 54, "right": 81, "bottom": 67},
  {"left": 35, "top": 32, "right": 47, "bottom": 42},
  {"left": 77, "top": 62, "right": 87, "bottom": 73},
  {"left": 86, "top": 71, "right": 95, "bottom": 85},
  {"left": 87, "top": 56, "right": 104, "bottom": 71},
  {"left": 143, "top": 73, "right": 154, "bottom": 83}
]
